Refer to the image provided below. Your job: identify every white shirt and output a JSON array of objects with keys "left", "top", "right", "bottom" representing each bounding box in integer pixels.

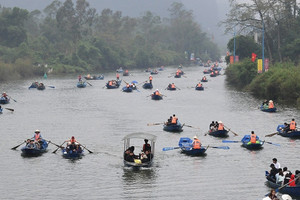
[{"left": 274, "top": 162, "right": 281, "bottom": 169}]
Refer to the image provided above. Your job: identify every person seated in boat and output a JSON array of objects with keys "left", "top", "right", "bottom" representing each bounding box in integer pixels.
[
  {"left": 275, "top": 168, "right": 284, "bottom": 184},
  {"left": 282, "top": 122, "right": 290, "bottom": 132},
  {"left": 171, "top": 114, "right": 178, "bottom": 124},
  {"left": 202, "top": 76, "right": 207, "bottom": 81},
  {"left": 26, "top": 139, "right": 36, "bottom": 149},
  {"left": 126, "top": 83, "right": 130, "bottom": 88},
  {"left": 108, "top": 81, "right": 113, "bottom": 86},
  {"left": 267, "top": 164, "right": 279, "bottom": 183},
  {"left": 268, "top": 100, "right": 274, "bottom": 109},
  {"left": 1, "top": 92, "right": 8, "bottom": 100},
  {"left": 175, "top": 71, "right": 180, "bottom": 76},
  {"left": 33, "top": 130, "right": 42, "bottom": 141},
  {"left": 131, "top": 83, "right": 136, "bottom": 89},
  {"left": 272, "top": 158, "right": 281, "bottom": 169},
  {"left": 283, "top": 167, "right": 291, "bottom": 177},
  {"left": 209, "top": 121, "right": 215, "bottom": 130},
  {"left": 289, "top": 118, "right": 297, "bottom": 132},
  {"left": 153, "top": 89, "right": 160, "bottom": 96},
  {"left": 171, "top": 83, "right": 176, "bottom": 89},
  {"left": 78, "top": 75, "right": 82, "bottom": 81},
  {"left": 124, "top": 146, "right": 138, "bottom": 162},
  {"left": 192, "top": 136, "right": 201, "bottom": 149},
  {"left": 197, "top": 82, "right": 202, "bottom": 88},
  {"left": 217, "top": 121, "right": 224, "bottom": 130},
  {"left": 143, "top": 139, "right": 151, "bottom": 153},
  {"left": 149, "top": 75, "right": 153, "bottom": 84},
  {"left": 116, "top": 73, "right": 120, "bottom": 80},
  {"left": 140, "top": 151, "right": 148, "bottom": 163},
  {"left": 166, "top": 116, "right": 172, "bottom": 125},
  {"left": 145, "top": 150, "right": 153, "bottom": 160},
  {"left": 247, "top": 131, "right": 260, "bottom": 144},
  {"left": 87, "top": 74, "right": 91, "bottom": 78},
  {"left": 38, "top": 83, "right": 44, "bottom": 87},
  {"left": 262, "top": 99, "right": 268, "bottom": 106}
]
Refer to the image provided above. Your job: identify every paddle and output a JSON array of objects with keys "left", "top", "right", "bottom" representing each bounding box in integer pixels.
[
  {"left": 47, "top": 86, "right": 55, "bottom": 88},
  {"left": 264, "top": 141, "right": 280, "bottom": 146},
  {"left": 46, "top": 140, "right": 62, "bottom": 148},
  {"left": 147, "top": 122, "right": 164, "bottom": 126},
  {"left": 265, "top": 132, "right": 278, "bottom": 137},
  {"left": 223, "top": 125, "right": 238, "bottom": 136},
  {"left": 8, "top": 96, "right": 17, "bottom": 102},
  {"left": 182, "top": 75, "right": 187, "bottom": 78},
  {"left": 222, "top": 140, "right": 240, "bottom": 143},
  {"left": 162, "top": 147, "right": 180, "bottom": 151},
  {"left": 175, "top": 86, "right": 181, "bottom": 90},
  {"left": 86, "top": 82, "right": 92, "bottom": 86},
  {"left": 5, "top": 108, "right": 14, "bottom": 112},
  {"left": 11, "top": 140, "right": 26, "bottom": 150},
  {"left": 184, "top": 124, "right": 201, "bottom": 130},
  {"left": 204, "top": 146, "right": 230, "bottom": 150},
  {"left": 52, "top": 141, "right": 66, "bottom": 153},
  {"left": 79, "top": 144, "right": 93, "bottom": 153}
]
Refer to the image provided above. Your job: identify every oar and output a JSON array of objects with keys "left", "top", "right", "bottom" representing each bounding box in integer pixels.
[
  {"left": 184, "top": 124, "right": 201, "bottom": 130},
  {"left": 78, "top": 143, "right": 93, "bottom": 153},
  {"left": 147, "top": 122, "right": 164, "bottom": 126},
  {"left": 205, "top": 146, "right": 230, "bottom": 150},
  {"left": 222, "top": 140, "right": 240, "bottom": 143},
  {"left": 5, "top": 108, "right": 14, "bottom": 111},
  {"left": 47, "top": 140, "right": 62, "bottom": 148},
  {"left": 52, "top": 141, "right": 66, "bottom": 153},
  {"left": 8, "top": 96, "right": 17, "bottom": 102},
  {"left": 161, "top": 94, "right": 167, "bottom": 97},
  {"left": 162, "top": 147, "right": 180, "bottom": 151},
  {"left": 204, "top": 131, "right": 209, "bottom": 136},
  {"left": 182, "top": 75, "right": 187, "bottom": 78},
  {"left": 47, "top": 86, "right": 55, "bottom": 88},
  {"left": 175, "top": 86, "right": 181, "bottom": 90},
  {"left": 265, "top": 132, "right": 278, "bottom": 137},
  {"left": 11, "top": 140, "right": 26, "bottom": 150},
  {"left": 264, "top": 141, "right": 280, "bottom": 146},
  {"left": 224, "top": 125, "right": 238, "bottom": 136},
  {"left": 86, "top": 82, "right": 92, "bottom": 86}
]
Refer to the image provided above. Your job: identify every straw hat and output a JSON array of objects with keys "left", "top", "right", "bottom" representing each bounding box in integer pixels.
[
  {"left": 35, "top": 129, "right": 40, "bottom": 133},
  {"left": 193, "top": 135, "right": 198, "bottom": 139}
]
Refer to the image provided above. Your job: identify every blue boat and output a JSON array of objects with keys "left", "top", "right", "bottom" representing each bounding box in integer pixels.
[
  {"left": 277, "top": 125, "right": 300, "bottom": 138},
  {"left": 208, "top": 129, "right": 229, "bottom": 138},
  {"left": 178, "top": 137, "right": 207, "bottom": 156},
  {"left": 29, "top": 82, "right": 39, "bottom": 89},
  {"left": 123, "top": 132, "right": 157, "bottom": 169},
  {"left": 201, "top": 79, "right": 208, "bottom": 82},
  {"left": 106, "top": 80, "right": 121, "bottom": 89},
  {"left": 62, "top": 146, "right": 84, "bottom": 159},
  {"left": 260, "top": 105, "right": 277, "bottom": 112},
  {"left": 151, "top": 94, "right": 163, "bottom": 100},
  {"left": 77, "top": 81, "right": 87, "bottom": 88},
  {"left": 143, "top": 82, "right": 153, "bottom": 89},
  {"left": 158, "top": 67, "right": 164, "bottom": 71},
  {"left": 241, "top": 135, "right": 264, "bottom": 150},
  {"left": 116, "top": 67, "right": 123, "bottom": 73},
  {"left": 122, "top": 86, "right": 133, "bottom": 93},
  {"left": 174, "top": 74, "right": 181, "bottom": 78},
  {"left": 37, "top": 83, "right": 45, "bottom": 90},
  {"left": 150, "top": 70, "right": 158, "bottom": 75},
  {"left": 265, "top": 179, "right": 300, "bottom": 197},
  {"left": 163, "top": 122, "right": 184, "bottom": 132},
  {"left": 195, "top": 85, "right": 204, "bottom": 90},
  {"left": 21, "top": 139, "right": 49, "bottom": 156},
  {"left": 166, "top": 85, "right": 176, "bottom": 91},
  {"left": 0, "top": 96, "right": 10, "bottom": 104}
]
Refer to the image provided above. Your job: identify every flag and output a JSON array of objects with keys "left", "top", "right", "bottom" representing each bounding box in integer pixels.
[
  {"left": 251, "top": 53, "right": 257, "bottom": 62},
  {"left": 257, "top": 59, "right": 262, "bottom": 73}
]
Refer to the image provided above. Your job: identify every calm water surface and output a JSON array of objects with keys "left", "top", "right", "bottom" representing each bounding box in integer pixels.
[{"left": 0, "top": 64, "right": 299, "bottom": 200}]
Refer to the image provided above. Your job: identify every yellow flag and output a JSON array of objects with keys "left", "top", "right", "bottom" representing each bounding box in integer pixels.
[{"left": 257, "top": 59, "right": 262, "bottom": 73}]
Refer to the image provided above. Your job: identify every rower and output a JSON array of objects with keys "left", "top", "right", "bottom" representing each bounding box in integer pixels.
[
  {"left": 249, "top": 131, "right": 257, "bottom": 144},
  {"left": 143, "top": 139, "right": 151, "bottom": 153},
  {"left": 33, "top": 130, "right": 42, "bottom": 141},
  {"left": 171, "top": 114, "right": 178, "bottom": 124},
  {"left": 289, "top": 118, "right": 296, "bottom": 132},
  {"left": 116, "top": 73, "right": 120, "bottom": 80},
  {"left": 268, "top": 100, "right": 274, "bottom": 109},
  {"left": 149, "top": 75, "right": 153, "bottom": 84},
  {"left": 197, "top": 82, "right": 202, "bottom": 87},
  {"left": 171, "top": 83, "right": 176, "bottom": 89},
  {"left": 217, "top": 121, "right": 224, "bottom": 130},
  {"left": 192, "top": 136, "right": 201, "bottom": 149},
  {"left": 154, "top": 89, "right": 160, "bottom": 96}
]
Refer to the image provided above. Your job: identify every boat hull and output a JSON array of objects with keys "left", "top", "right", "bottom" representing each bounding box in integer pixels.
[
  {"left": 241, "top": 141, "right": 264, "bottom": 150},
  {"left": 77, "top": 82, "right": 87, "bottom": 88},
  {"left": 174, "top": 74, "right": 181, "bottom": 78},
  {"left": 266, "top": 180, "right": 300, "bottom": 197},
  {"left": 62, "top": 148, "right": 84, "bottom": 159},
  {"left": 143, "top": 83, "right": 153, "bottom": 89},
  {"left": 0, "top": 97, "right": 10, "bottom": 104},
  {"left": 123, "top": 160, "right": 152, "bottom": 168},
  {"left": 151, "top": 94, "right": 162, "bottom": 100},
  {"left": 181, "top": 148, "right": 207, "bottom": 156},
  {"left": 167, "top": 87, "right": 176, "bottom": 91},
  {"left": 201, "top": 79, "right": 208, "bottom": 82},
  {"left": 195, "top": 86, "right": 204, "bottom": 90},
  {"left": 260, "top": 105, "right": 276, "bottom": 112},
  {"left": 122, "top": 87, "right": 133, "bottom": 93},
  {"left": 37, "top": 85, "right": 45, "bottom": 90},
  {"left": 208, "top": 129, "right": 229, "bottom": 138},
  {"left": 163, "top": 123, "right": 183, "bottom": 132},
  {"left": 21, "top": 140, "right": 48, "bottom": 156}
]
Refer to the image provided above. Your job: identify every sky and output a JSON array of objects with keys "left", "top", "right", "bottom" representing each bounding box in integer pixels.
[{"left": 0, "top": 0, "right": 231, "bottom": 50}]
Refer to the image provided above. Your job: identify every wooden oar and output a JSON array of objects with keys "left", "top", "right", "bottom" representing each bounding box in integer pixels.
[
  {"left": 265, "top": 132, "right": 278, "bottom": 137},
  {"left": 86, "top": 82, "right": 92, "bottom": 86},
  {"left": 184, "top": 124, "right": 201, "bottom": 130},
  {"left": 264, "top": 141, "right": 280, "bottom": 146},
  {"left": 5, "top": 108, "right": 14, "bottom": 111},
  {"left": 79, "top": 143, "right": 93, "bottom": 153},
  {"left": 52, "top": 141, "right": 66, "bottom": 153},
  {"left": 11, "top": 140, "right": 26, "bottom": 150},
  {"left": 147, "top": 122, "right": 164, "bottom": 126},
  {"left": 8, "top": 96, "right": 17, "bottom": 102},
  {"left": 223, "top": 125, "right": 238, "bottom": 136}
]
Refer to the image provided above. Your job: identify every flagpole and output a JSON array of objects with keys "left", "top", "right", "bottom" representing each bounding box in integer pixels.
[
  {"left": 262, "top": 20, "right": 265, "bottom": 72},
  {"left": 233, "top": 27, "right": 236, "bottom": 63}
]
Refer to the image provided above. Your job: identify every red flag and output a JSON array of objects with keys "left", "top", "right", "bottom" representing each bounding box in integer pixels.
[{"left": 251, "top": 53, "right": 257, "bottom": 62}]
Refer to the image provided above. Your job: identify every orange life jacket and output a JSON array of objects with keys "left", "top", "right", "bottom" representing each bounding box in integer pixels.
[
  {"left": 126, "top": 84, "right": 129, "bottom": 88},
  {"left": 70, "top": 138, "right": 76, "bottom": 143},
  {"left": 34, "top": 133, "right": 40, "bottom": 140},
  {"left": 171, "top": 84, "right": 175, "bottom": 88},
  {"left": 125, "top": 70, "right": 128, "bottom": 73},
  {"left": 250, "top": 134, "right": 257, "bottom": 143},
  {"left": 176, "top": 72, "right": 179, "bottom": 76},
  {"left": 193, "top": 139, "right": 201, "bottom": 149},
  {"left": 269, "top": 102, "right": 274, "bottom": 108},
  {"left": 203, "top": 77, "right": 206, "bottom": 80},
  {"left": 211, "top": 72, "right": 214, "bottom": 75},
  {"left": 218, "top": 123, "right": 224, "bottom": 130},
  {"left": 149, "top": 76, "right": 153, "bottom": 81},
  {"left": 290, "top": 121, "right": 296, "bottom": 130},
  {"left": 116, "top": 73, "right": 119, "bottom": 78},
  {"left": 197, "top": 83, "right": 202, "bottom": 87},
  {"left": 171, "top": 117, "right": 177, "bottom": 124},
  {"left": 109, "top": 81, "right": 112, "bottom": 86},
  {"left": 155, "top": 91, "right": 159, "bottom": 95}
]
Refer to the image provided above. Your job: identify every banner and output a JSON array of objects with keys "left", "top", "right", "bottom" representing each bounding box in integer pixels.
[
  {"left": 230, "top": 56, "right": 234, "bottom": 64},
  {"left": 264, "top": 58, "right": 269, "bottom": 71},
  {"left": 235, "top": 56, "right": 239, "bottom": 62},
  {"left": 190, "top": 53, "right": 195, "bottom": 61},
  {"left": 257, "top": 59, "right": 262, "bottom": 73}
]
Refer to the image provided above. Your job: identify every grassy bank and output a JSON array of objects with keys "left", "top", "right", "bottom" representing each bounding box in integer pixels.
[{"left": 226, "top": 59, "right": 300, "bottom": 107}]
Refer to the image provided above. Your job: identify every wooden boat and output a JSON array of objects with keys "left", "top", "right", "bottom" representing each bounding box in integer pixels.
[
  {"left": 62, "top": 146, "right": 84, "bottom": 159},
  {"left": 195, "top": 85, "right": 204, "bottom": 90},
  {"left": 260, "top": 105, "right": 277, "bottom": 112},
  {"left": 142, "top": 82, "right": 153, "bottom": 89},
  {"left": 208, "top": 129, "right": 229, "bottom": 138},
  {"left": 241, "top": 135, "right": 264, "bottom": 150},
  {"left": 21, "top": 139, "right": 49, "bottom": 156},
  {"left": 84, "top": 75, "right": 104, "bottom": 80},
  {"left": 116, "top": 67, "right": 123, "bottom": 73},
  {"left": 77, "top": 81, "right": 87, "bottom": 88},
  {"left": 123, "top": 70, "right": 129, "bottom": 76},
  {"left": 277, "top": 125, "right": 300, "bottom": 138},
  {"left": 151, "top": 94, "right": 163, "bottom": 100},
  {"left": 122, "top": 86, "right": 133, "bottom": 93},
  {"left": 201, "top": 78, "right": 208, "bottom": 82},
  {"left": 178, "top": 137, "right": 207, "bottom": 156},
  {"left": 265, "top": 179, "right": 300, "bottom": 197},
  {"left": 106, "top": 80, "right": 121, "bottom": 89},
  {"left": 37, "top": 83, "right": 45, "bottom": 90},
  {"left": 166, "top": 85, "right": 176, "bottom": 91},
  {"left": 163, "top": 122, "right": 184, "bottom": 132},
  {"left": 123, "top": 132, "right": 157, "bottom": 169},
  {"left": 174, "top": 74, "right": 181, "bottom": 78},
  {"left": 150, "top": 70, "right": 158, "bottom": 75},
  {"left": 0, "top": 96, "right": 10, "bottom": 104},
  {"left": 29, "top": 82, "right": 38, "bottom": 89}
]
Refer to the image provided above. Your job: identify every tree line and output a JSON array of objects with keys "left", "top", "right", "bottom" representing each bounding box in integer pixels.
[{"left": 0, "top": 0, "right": 220, "bottom": 81}]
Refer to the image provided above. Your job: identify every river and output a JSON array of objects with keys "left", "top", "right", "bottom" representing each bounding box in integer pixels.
[{"left": 0, "top": 64, "right": 299, "bottom": 200}]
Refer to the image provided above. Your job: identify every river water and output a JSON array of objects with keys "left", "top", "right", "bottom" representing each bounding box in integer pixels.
[{"left": 0, "top": 64, "right": 299, "bottom": 200}]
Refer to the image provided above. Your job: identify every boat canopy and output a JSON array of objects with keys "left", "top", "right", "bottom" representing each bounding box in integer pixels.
[{"left": 122, "top": 132, "right": 157, "bottom": 142}]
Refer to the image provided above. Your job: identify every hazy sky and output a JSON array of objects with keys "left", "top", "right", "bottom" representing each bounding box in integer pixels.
[{"left": 0, "top": 0, "right": 231, "bottom": 49}]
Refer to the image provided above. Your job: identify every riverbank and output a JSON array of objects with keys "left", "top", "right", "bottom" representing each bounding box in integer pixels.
[{"left": 225, "top": 59, "right": 300, "bottom": 108}]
